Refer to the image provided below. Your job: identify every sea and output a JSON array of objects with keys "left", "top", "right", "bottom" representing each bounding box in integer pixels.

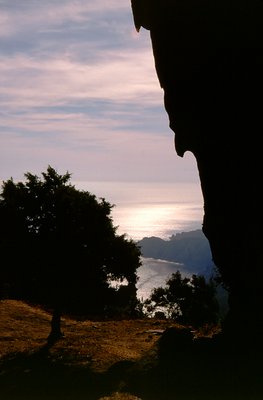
[{"left": 74, "top": 180, "right": 204, "bottom": 301}]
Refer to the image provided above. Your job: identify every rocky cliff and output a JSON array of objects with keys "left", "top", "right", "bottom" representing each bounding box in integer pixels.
[
  {"left": 138, "top": 229, "right": 215, "bottom": 277},
  {"left": 131, "top": 0, "right": 263, "bottom": 343}
]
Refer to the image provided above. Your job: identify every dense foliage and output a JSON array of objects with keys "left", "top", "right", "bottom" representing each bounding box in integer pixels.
[
  {"left": 144, "top": 271, "right": 219, "bottom": 328},
  {"left": 0, "top": 166, "right": 142, "bottom": 339}
]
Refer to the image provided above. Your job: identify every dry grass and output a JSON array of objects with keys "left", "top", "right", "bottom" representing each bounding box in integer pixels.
[
  {"left": 99, "top": 393, "right": 142, "bottom": 400},
  {"left": 1, "top": 300, "right": 261, "bottom": 400},
  {"left": 0, "top": 300, "right": 51, "bottom": 355},
  {"left": 0, "top": 299, "right": 178, "bottom": 373},
  {"left": 0, "top": 300, "right": 179, "bottom": 400}
]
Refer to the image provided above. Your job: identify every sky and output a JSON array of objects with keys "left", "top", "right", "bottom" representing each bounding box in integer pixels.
[{"left": 0, "top": 0, "right": 201, "bottom": 187}]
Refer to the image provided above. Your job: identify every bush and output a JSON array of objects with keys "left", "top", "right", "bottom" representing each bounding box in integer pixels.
[{"left": 143, "top": 271, "right": 220, "bottom": 328}]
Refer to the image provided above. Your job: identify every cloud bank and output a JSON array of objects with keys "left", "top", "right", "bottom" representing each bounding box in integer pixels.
[{"left": 0, "top": 1, "right": 198, "bottom": 185}]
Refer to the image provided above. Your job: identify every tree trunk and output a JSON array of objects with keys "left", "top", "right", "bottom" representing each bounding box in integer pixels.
[{"left": 47, "top": 307, "right": 63, "bottom": 345}]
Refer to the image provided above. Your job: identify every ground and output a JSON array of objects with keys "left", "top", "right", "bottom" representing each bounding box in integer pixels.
[
  {"left": 1, "top": 300, "right": 262, "bottom": 400},
  {"left": 0, "top": 300, "right": 182, "bottom": 399},
  {"left": 0, "top": 300, "right": 181, "bottom": 369}
]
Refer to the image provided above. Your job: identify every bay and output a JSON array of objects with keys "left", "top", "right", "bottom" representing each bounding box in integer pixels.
[
  {"left": 74, "top": 180, "right": 204, "bottom": 300},
  {"left": 136, "top": 257, "right": 191, "bottom": 301}
]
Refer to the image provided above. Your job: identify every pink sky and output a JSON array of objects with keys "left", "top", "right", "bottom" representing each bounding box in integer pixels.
[{"left": 0, "top": 1, "right": 199, "bottom": 188}]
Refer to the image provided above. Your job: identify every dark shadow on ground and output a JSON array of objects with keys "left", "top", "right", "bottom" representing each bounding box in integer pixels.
[
  {"left": 0, "top": 350, "right": 102, "bottom": 400},
  {"left": 124, "top": 328, "right": 263, "bottom": 400},
  {"left": 1, "top": 328, "right": 263, "bottom": 400}
]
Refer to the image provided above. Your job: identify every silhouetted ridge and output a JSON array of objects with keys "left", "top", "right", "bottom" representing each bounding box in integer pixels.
[{"left": 138, "top": 229, "right": 214, "bottom": 277}]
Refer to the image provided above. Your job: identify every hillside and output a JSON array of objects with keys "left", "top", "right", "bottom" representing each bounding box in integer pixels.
[
  {"left": 0, "top": 300, "right": 175, "bottom": 372},
  {"left": 1, "top": 300, "right": 261, "bottom": 399},
  {"left": 0, "top": 300, "right": 184, "bottom": 400},
  {"left": 138, "top": 229, "right": 215, "bottom": 277}
]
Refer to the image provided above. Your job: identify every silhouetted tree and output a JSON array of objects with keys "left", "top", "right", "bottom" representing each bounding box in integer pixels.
[
  {"left": 105, "top": 234, "right": 143, "bottom": 317},
  {"left": 144, "top": 271, "right": 219, "bottom": 328},
  {"left": 0, "top": 166, "right": 142, "bottom": 341}
]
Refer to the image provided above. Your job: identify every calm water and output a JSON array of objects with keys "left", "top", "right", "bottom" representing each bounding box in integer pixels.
[
  {"left": 74, "top": 181, "right": 204, "bottom": 240},
  {"left": 75, "top": 180, "right": 204, "bottom": 300},
  {"left": 136, "top": 257, "right": 192, "bottom": 301}
]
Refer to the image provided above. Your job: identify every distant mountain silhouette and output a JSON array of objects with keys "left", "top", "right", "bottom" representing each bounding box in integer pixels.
[
  {"left": 138, "top": 230, "right": 229, "bottom": 315},
  {"left": 137, "top": 229, "right": 215, "bottom": 278}
]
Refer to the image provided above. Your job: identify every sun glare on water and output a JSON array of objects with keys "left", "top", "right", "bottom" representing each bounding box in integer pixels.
[
  {"left": 74, "top": 181, "right": 203, "bottom": 241},
  {"left": 113, "top": 202, "right": 203, "bottom": 241}
]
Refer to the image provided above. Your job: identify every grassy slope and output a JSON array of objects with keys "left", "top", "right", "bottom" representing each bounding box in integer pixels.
[
  {"left": 0, "top": 300, "right": 177, "bottom": 399},
  {"left": 0, "top": 300, "right": 262, "bottom": 400}
]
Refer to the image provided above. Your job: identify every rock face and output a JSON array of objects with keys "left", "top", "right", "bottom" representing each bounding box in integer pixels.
[
  {"left": 138, "top": 229, "right": 215, "bottom": 277},
  {"left": 131, "top": 0, "right": 263, "bottom": 340}
]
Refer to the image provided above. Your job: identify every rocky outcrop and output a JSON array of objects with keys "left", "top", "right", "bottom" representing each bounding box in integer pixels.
[
  {"left": 138, "top": 229, "right": 214, "bottom": 276},
  {"left": 131, "top": 0, "right": 263, "bottom": 341}
]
